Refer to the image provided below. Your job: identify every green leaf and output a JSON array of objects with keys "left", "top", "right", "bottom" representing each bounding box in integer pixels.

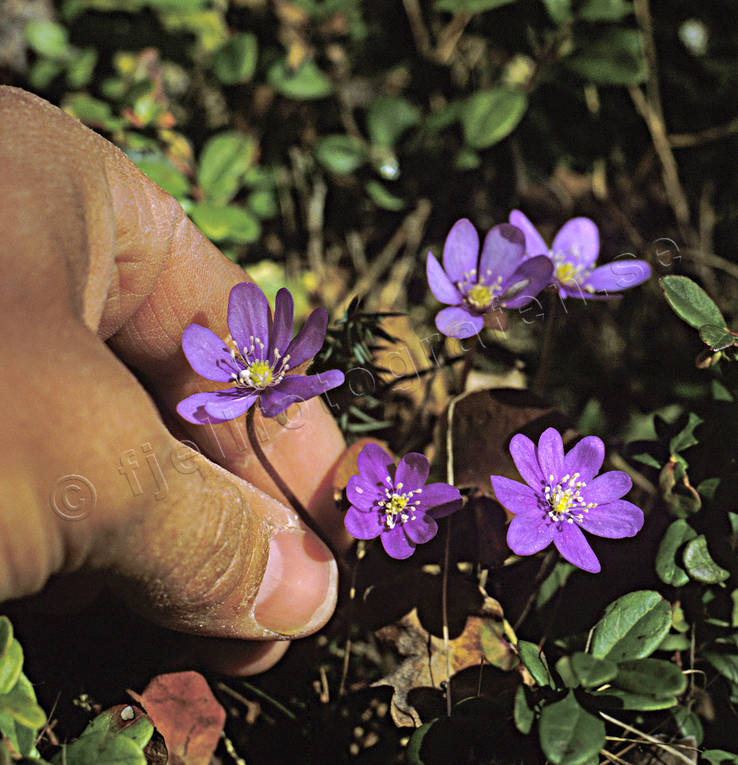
[
  {"left": 366, "top": 96, "right": 421, "bottom": 147},
  {"left": 435, "top": 0, "right": 517, "bottom": 12},
  {"left": 315, "top": 134, "right": 367, "bottom": 174},
  {"left": 570, "top": 652, "right": 617, "bottom": 688},
  {"left": 133, "top": 155, "right": 190, "bottom": 199},
  {"left": 51, "top": 730, "right": 146, "bottom": 765},
  {"left": 702, "top": 749, "right": 738, "bottom": 765},
  {"left": 669, "top": 412, "right": 703, "bottom": 454},
  {"left": 555, "top": 656, "right": 579, "bottom": 688},
  {"left": 567, "top": 29, "right": 646, "bottom": 86},
  {"left": 66, "top": 48, "right": 98, "bottom": 89},
  {"left": 513, "top": 685, "right": 535, "bottom": 734},
  {"left": 0, "top": 618, "right": 12, "bottom": 657},
  {"left": 683, "top": 535, "right": 730, "bottom": 584},
  {"left": 365, "top": 180, "right": 405, "bottom": 211},
  {"left": 594, "top": 688, "right": 677, "bottom": 711},
  {"left": 542, "top": 0, "right": 573, "bottom": 24},
  {"left": 660, "top": 275, "right": 725, "bottom": 330},
  {"left": 267, "top": 59, "right": 333, "bottom": 100},
  {"left": 461, "top": 87, "right": 528, "bottom": 149},
  {"left": 190, "top": 203, "right": 261, "bottom": 244},
  {"left": 0, "top": 640, "right": 23, "bottom": 695},
  {"left": 25, "top": 19, "right": 70, "bottom": 59},
  {"left": 62, "top": 94, "right": 123, "bottom": 129},
  {"left": 590, "top": 590, "right": 671, "bottom": 663},
  {"left": 80, "top": 709, "right": 153, "bottom": 749},
  {"left": 539, "top": 691, "right": 605, "bottom": 765},
  {"left": 612, "top": 658, "right": 687, "bottom": 696},
  {"left": 0, "top": 675, "right": 46, "bottom": 730},
  {"left": 655, "top": 520, "right": 697, "bottom": 587},
  {"left": 657, "top": 633, "right": 690, "bottom": 651},
  {"left": 29, "top": 58, "right": 66, "bottom": 89},
  {"left": 247, "top": 189, "right": 278, "bottom": 219},
  {"left": 454, "top": 146, "right": 481, "bottom": 170},
  {"left": 518, "top": 640, "right": 553, "bottom": 687},
  {"left": 700, "top": 324, "right": 737, "bottom": 352},
  {"left": 198, "top": 131, "right": 255, "bottom": 205},
  {"left": 214, "top": 32, "right": 258, "bottom": 85},
  {"left": 705, "top": 652, "right": 738, "bottom": 686},
  {"left": 579, "top": 0, "right": 632, "bottom": 22},
  {"left": 672, "top": 705, "right": 703, "bottom": 745},
  {"left": 405, "top": 721, "right": 434, "bottom": 765}
]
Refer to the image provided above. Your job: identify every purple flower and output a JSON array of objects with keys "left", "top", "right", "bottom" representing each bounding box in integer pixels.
[
  {"left": 177, "top": 282, "right": 344, "bottom": 423},
  {"left": 344, "top": 444, "right": 463, "bottom": 559},
  {"left": 426, "top": 219, "right": 553, "bottom": 339},
  {"left": 490, "top": 428, "right": 644, "bottom": 573},
  {"left": 509, "top": 210, "right": 652, "bottom": 299}
]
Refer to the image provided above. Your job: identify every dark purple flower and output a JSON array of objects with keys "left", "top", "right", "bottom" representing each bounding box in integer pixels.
[
  {"left": 426, "top": 219, "right": 553, "bottom": 339},
  {"left": 490, "top": 428, "right": 643, "bottom": 573},
  {"left": 177, "top": 282, "right": 344, "bottom": 423},
  {"left": 509, "top": 210, "right": 652, "bottom": 299},
  {"left": 344, "top": 443, "right": 463, "bottom": 559}
]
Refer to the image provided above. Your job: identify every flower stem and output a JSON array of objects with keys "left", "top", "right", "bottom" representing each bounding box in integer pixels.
[
  {"left": 245, "top": 407, "right": 338, "bottom": 559},
  {"left": 532, "top": 291, "right": 560, "bottom": 396},
  {"left": 442, "top": 515, "right": 453, "bottom": 717}
]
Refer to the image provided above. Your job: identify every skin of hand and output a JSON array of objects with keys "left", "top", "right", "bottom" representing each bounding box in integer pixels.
[{"left": 0, "top": 86, "right": 349, "bottom": 675}]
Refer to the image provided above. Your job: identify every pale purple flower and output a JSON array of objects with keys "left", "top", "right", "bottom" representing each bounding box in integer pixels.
[
  {"left": 490, "top": 428, "right": 643, "bottom": 573},
  {"left": 426, "top": 219, "right": 553, "bottom": 339},
  {"left": 509, "top": 210, "right": 652, "bottom": 299},
  {"left": 177, "top": 282, "right": 344, "bottom": 423},
  {"left": 344, "top": 443, "right": 463, "bottom": 559}
]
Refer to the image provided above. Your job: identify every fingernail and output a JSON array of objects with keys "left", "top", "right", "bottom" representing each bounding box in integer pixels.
[{"left": 253, "top": 528, "right": 337, "bottom": 635}]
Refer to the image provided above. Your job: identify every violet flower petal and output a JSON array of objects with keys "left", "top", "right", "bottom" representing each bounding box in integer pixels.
[
  {"left": 509, "top": 210, "right": 549, "bottom": 257},
  {"left": 584, "top": 261, "right": 652, "bottom": 293},
  {"left": 346, "top": 474, "right": 379, "bottom": 511},
  {"left": 417, "top": 483, "right": 463, "bottom": 518},
  {"left": 499, "top": 255, "right": 554, "bottom": 309},
  {"left": 537, "top": 428, "right": 565, "bottom": 482},
  {"left": 509, "top": 433, "right": 545, "bottom": 489},
  {"left": 405, "top": 513, "right": 439, "bottom": 544},
  {"left": 181, "top": 324, "right": 239, "bottom": 382},
  {"left": 579, "top": 500, "right": 644, "bottom": 539},
  {"left": 552, "top": 217, "right": 599, "bottom": 270},
  {"left": 479, "top": 223, "right": 526, "bottom": 284},
  {"left": 271, "top": 287, "right": 294, "bottom": 354},
  {"left": 357, "top": 443, "right": 396, "bottom": 486},
  {"left": 381, "top": 525, "right": 416, "bottom": 559},
  {"left": 395, "top": 453, "right": 430, "bottom": 493},
  {"left": 559, "top": 282, "right": 620, "bottom": 301},
  {"left": 259, "top": 370, "right": 344, "bottom": 418},
  {"left": 284, "top": 306, "right": 329, "bottom": 368},
  {"left": 581, "top": 471, "right": 633, "bottom": 504},
  {"left": 427, "top": 252, "right": 463, "bottom": 305},
  {"left": 344, "top": 505, "right": 382, "bottom": 540},
  {"left": 490, "top": 476, "right": 540, "bottom": 514},
  {"left": 435, "top": 305, "right": 484, "bottom": 339},
  {"left": 553, "top": 524, "right": 601, "bottom": 573},
  {"left": 176, "top": 391, "right": 244, "bottom": 425},
  {"left": 203, "top": 390, "right": 259, "bottom": 421},
  {"left": 563, "top": 436, "right": 605, "bottom": 483},
  {"left": 442, "top": 218, "right": 479, "bottom": 284},
  {"left": 227, "top": 283, "right": 271, "bottom": 357},
  {"left": 507, "top": 510, "right": 554, "bottom": 555}
]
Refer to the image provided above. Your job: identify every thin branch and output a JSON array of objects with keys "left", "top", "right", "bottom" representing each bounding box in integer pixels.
[
  {"left": 599, "top": 712, "right": 698, "bottom": 765},
  {"left": 670, "top": 116, "right": 738, "bottom": 148}
]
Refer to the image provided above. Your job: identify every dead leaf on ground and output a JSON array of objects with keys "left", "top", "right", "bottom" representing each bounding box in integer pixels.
[{"left": 131, "top": 671, "right": 225, "bottom": 765}]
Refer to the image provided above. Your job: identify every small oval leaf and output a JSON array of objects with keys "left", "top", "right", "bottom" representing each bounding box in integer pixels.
[
  {"left": 539, "top": 691, "right": 605, "bottom": 765},
  {"left": 683, "top": 534, "right": 730, "bottom": 584},
  {"left": 660, "top": 275, "right": 725, "bottom": 330},
  {"left": 461, "top": 87, "right": 528, "bottom": 149},
  {"left": 655, "top": 519, "right": 697, "bottom": 587}
]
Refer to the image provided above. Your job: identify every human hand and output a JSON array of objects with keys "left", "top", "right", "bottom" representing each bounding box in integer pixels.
[{"left": 0, "top": 86, "right": 346, "bottom": 674}]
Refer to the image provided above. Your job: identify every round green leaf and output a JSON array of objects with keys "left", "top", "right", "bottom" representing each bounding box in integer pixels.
[
  {"left": 29, "top": 58, "right": 66, "bottom": 89},
  {"left": 578, "top": 0, "right": 633, "bottom": 22},
  {"left": 683, "top": 535, "right": 730, "bottom": 584},
  {"left": 247, "top": 189, "right": 278, "bottom": 219},
  {"left": 314, "top": 134, "right": 367, "bottom": 174},
  {"left": 590, "top": 590, "right": 671, "bottom": 663},
  {"left": 543, "top": 0, "right": 573, "bottom": 24},
  {"left": 567, "top": 29, "right": 646, "bottom": 86},
  {"left": 672, "top": 705, "right": 704, "bottom": 745},
  {"left": 435, "top": 0, "right": 517, "bottom": 12},
  {"left": 700, "top": 324, "right": 736, "bottom": 352},
  {"left": 66, "top": 48, "right": 98, "bottom": 89},
  {"left": 518, "top": 640, "right": 553, "bottom": 687},
  {"left": 613, "top": 658, "right": 687, "bottom": 696},
  {"left": 513, "top": 685, "right": 535, "bottom": 735},
  {"left": 655, "top": 519, "right": 697, "bottom": 587},
  {"left": 365, "top": 180, "right": 405, "bottom": 211},
  {"left": 539, "top": 691, "right": 605, "bottom": 765},
  {"left": 198, "top": 131, "right": 255, "bottom": 205},
  {"left": 461, "top": 87, "right": 528, "bottom": 150},
  {"left": 0, "top": 639, "right": 23, "bottom": 696},
  {"left": 214, "top": 32, "right": 258, "bottom": 85},
  {"left": 594, "top": 688, "right": 677, "bottom": 711},
  {"left": 267, "top": 59, "right": 333, "bottom": 100},
  {"left": 133, "top": 155, "right": 190, "bottom": 199},
  {"left": 0, "top": 618, "right": 12, "bottom": 657},
  {"left": 25, "top": 19, "right": 69, "bottom": 60},
  {"left": 0, "top": 675, "right": 46, "bottom": 730},
  {"left": 366, "top": 95, "right": 421, "bottom": 147},
  {"left": 406, "top": 721, "right": 434, "bottom": 765},
  {"left": 660, "top": 275, "right": 725, "bottom": 330},
  {"left": 52, "top": 730, "right": 146, "bottom": 765},
  {"left": 570, "top": 652, "right": 618, "bottom": 688},
  {"left": 190, "top": 203, "right": 261, "bottom": 244}
]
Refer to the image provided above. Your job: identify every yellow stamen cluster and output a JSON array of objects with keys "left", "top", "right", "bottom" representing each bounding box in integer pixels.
[
  {"left": 458, "top": 268, "right": 503, "bottom": 311},
  {"left": 552, "top": 245, "right": 590, "bottom": 287},
  {"left": 544, "top": 472, "right": 597, "bottom": 524},
  {"left": 378, "top": 479, "right": 423, "bottom": 530},
  {"left": 229, "top": 335, "right": 291, "bottom": 391}
]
